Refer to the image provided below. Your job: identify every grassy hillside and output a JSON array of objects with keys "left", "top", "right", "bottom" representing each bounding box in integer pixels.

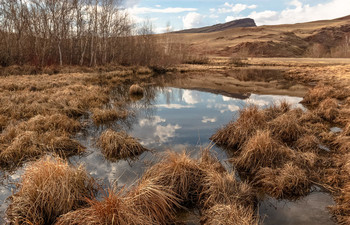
[{"left": 166, "top": 15, "right": 350, "bottom": 58}]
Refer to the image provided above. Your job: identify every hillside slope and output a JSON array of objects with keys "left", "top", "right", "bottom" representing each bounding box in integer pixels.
[
  {"left": 174, "top": 18, "right": 256, "bottom": 33},
  {"left": 168, "top": 15, "right": 350, "bottom": 58}
]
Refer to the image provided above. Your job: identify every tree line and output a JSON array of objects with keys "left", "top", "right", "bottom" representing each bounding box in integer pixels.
[{"left": 0, "top": 0, "right": 182, "bottom": 67}]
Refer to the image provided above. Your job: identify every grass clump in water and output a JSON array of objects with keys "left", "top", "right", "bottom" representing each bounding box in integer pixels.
[
  {"left": 91, "top": 108, "right": 128, "bottom": 125},
  {"left": 253, "top": 162, "right": 311, "bottom": 199},
  {"left": 210, "top": 105, "right": 267, "bottom": 150},
  {"left": 201, "top": 203, "right": 259, "bottom": 225},
  {"left": 7, "top": 156, "right": 96, "bottom": 225},
  {"left": 97, "top": 129, "right": 148, "bottom": 161},
  {"left": 142, "top": 151, "right": 203, "bottom": 206},
  {"left": 129, "top": 84, "right": 144, "bottom": 96},
  {"left": 233, "top": 130, "right": 295, "bottom": 172}
]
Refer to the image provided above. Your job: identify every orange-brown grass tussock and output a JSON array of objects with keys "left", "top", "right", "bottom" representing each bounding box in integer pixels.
[
  {"left": 268, "top": 110, "right": 306, "bottom": 144},
  {"left": 126, "top": 178, "right": 180, "bottom": 224},
  {"left": 97, "top": 129, "right": 148, "bottom": 161},
  {"left": 0, "top": 115, "right": 85, "bottom": 167},
  {"left": 316, "top": 98, "right": 339, "bottom": 122},
  {"left": 210, "top": 105, "right": 267, "bottom": 150},
  {"left": 24, "top": 114, "right": 81, "bottom": 134},
  {"left": 7, "top": 156, "right": 96, "bottom": 225},
  {"left": 142, "top": 151, "right": 203, "bottom": 206},
  {"left": 253, "top": 162, "right": 311, "bottom": 199},
  {"left": 294, "top": 135, "right": 320, "bottom": 152},
  {"left": 129, "top": 84, "right": 144, "bottom": 96},
  {"left": 91, "top": 108, "right": 128, "bottom": 125},
  {"left": 301, "top": 84, "right": 347, "bottom": 107},
  {"left": 55, "top": 190, "right": 150, "bottom": 225},
  {"left": 199, "top": 168, "right": 256, "bottom": 209},
  {"left": 233, "top": 130, "right": 295, "bottom": 172},
  {"left": 201, "top": 203, "right": 259, "bottom": 225}
]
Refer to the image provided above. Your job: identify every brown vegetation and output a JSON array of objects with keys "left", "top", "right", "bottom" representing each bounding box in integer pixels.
[
  {"left": 129, "top": 84, "right": 145, "bottom": 96},
  {"left": 210, "top": 105, "right": 267, "bottom": 150},
  {"left": 91, "top": 108, "right": 128, "bottom": 125},
  {"left": 97, "top": 129, "right": 148, "bottom": 161},
  {"left": 233, "top": 130, "right": 295, "bottom": 172},
  {"left": 142, "top": 151, "right": 203, "bottom": 206},
  {"left": 7, "top": 156, "right": 96, "bottom": 225},
  {"left": 0, "top": 0, "right": 184, "bottom": 68},
  {"left": 254, "top": 162, "right": 311, "bottom": 199},
  {"left": 201, "top": 203, "right": 259, "bottom": 225}
]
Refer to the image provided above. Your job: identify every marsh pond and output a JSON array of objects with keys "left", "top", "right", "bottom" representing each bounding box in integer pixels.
[{"left": 0, "top": 69, "right": 336, "bottom": 224}]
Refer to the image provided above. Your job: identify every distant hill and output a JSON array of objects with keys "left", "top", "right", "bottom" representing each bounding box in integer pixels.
[
  {"left": 174, "top": 18, "right": 256, "bottom": 34},
  {"left": 167, "top": 15, "right": 350, "bottom": 58}
]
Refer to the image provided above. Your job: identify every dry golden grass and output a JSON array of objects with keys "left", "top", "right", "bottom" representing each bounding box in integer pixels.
[
  {"left": 126, "top": 178, "right": 180, "bottom": 224},
  {"left": 316, "top": 98, "right": 339, "bottom": 122},
  {"left": 129, "top": 84, "right": 144, "bottom": 96},
  {"left": 91, "top": 108, "right": 128, "bottom": 125},
  {"left": 142, "top": 151, "right": 203, "bottom": 206},
  {"left": 330, "top": 183, "right": 350, "bottom": 225},
  {"left": 0, "top": 71, "right": 138, "bottom": 167},
  {"left": 7, "top": 156, "right": 96, "bottom": 225},
  {"left": 211, "top": 105, "right": 267, "bottom": 150},
  {"left": 0, "top": 115, "right": 8, "bottom": 131},
  {"left": 302, "top": 84, "right": 335, "bottom": 107},
  {"left": 0, "top": 121, "right": 85, "bottom": 167},
  {"left": 201, "top": 204, "right": 259, "bottom": 225},
  {"left": 268, "top": 110, "right": 306, "bottom": 144},
  {"left": 253, "top": 162, "right": 311, "bottom": 199},
  {"left": 294, "top": 134, "right": 320, "bottom": 152},
  {"left": 24, "top": 114, "right": 81, "bottom": 134},
  {"left": 233, "top": 130, "right": 295, "bottom": 172},
  {"left": 264, "top": 101, "right": 291, "bottom": 120},
  {"left": 55, "top": 190, "right": 150, "bottom": 225},
  {"left": 199, "top": 168, "right": 255, "bottom": 209},
  {"left": 97, "top": 129, "right": 148, "bottom": 161},
  {"left": 56, "top": 179, "right": 180, "bottom": 225}
]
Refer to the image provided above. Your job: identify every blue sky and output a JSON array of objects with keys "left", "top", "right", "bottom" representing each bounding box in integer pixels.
[{"left": 122, "top": 0, "right": 350, "bottom": 33}]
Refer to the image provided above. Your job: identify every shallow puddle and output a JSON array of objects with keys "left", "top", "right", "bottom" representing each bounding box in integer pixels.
[
  {"left": 0, "top": 70, "right": 334, "bottom": 224},
  {"left": 260, "top": 190, "right": 335, "bottom": 225}
]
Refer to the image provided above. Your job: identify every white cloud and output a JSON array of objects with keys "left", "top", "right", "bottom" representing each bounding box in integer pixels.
[
  {"left": 182, "top": 90, "right": 202, "bottom": 104},
  {"left": 225, "top": 15, "right": 244, "bottom": 22},
  {"left": 128, "top": 6, "right": 197, "bottom": 14},
  {"left": 202, "top": 117, "right": 217, "bottom": 123},
  {"left": 155, "top": 104, "right": 194, "bottom": 109},
  {"left": 249, "top": 0, "right": 350, "bottom": 25},
  {"left": 218, "top": 3, "right": 257, "bottom": 14},
  {"left": 136, "top": 116, "right": 182, "bottom": 145},
  {"left": 182, "top": 12, "right": 206, "bottom": 29}
]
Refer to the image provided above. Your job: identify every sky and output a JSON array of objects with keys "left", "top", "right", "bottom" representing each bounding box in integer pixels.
[{"left": 122, "top": 0, "right": 350, "bottom": 33}]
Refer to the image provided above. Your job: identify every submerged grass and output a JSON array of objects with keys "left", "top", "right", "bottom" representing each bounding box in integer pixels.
[
  {"left": 97, "top": 129, "right": 148, "bottom": 161},
  {"left": 7, "top": 156, "right": 96, "bottom": 225}
]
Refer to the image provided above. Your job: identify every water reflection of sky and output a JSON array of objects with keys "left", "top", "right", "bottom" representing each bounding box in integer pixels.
[
  {"left": 129, "top": 88, "right": 304, "bottom": 150},
  {"left": 68, "top": 87, "right": 305, "bottom": 190}
]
